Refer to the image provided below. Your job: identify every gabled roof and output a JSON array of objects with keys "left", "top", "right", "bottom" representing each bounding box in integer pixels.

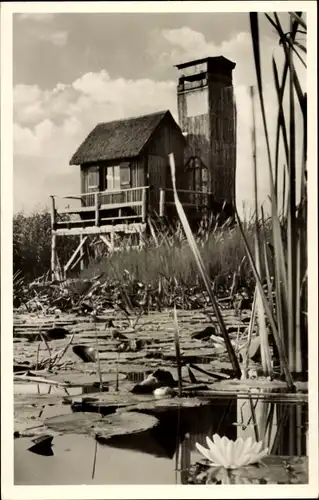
[
  {"left": 175, "top": 56, "right": 236, "bottom": 71},
  {"left": 69, "top": 110, "right": 182, "bottom": 165}
]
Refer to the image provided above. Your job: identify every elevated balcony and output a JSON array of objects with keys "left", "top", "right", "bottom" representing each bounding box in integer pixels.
[{"left": 50, "top": 186, "right": 212, "bottom": 236}]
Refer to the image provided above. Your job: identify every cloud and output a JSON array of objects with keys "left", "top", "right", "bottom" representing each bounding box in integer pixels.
[
  {"left": 150, "top": 26, "right": 305, "bottom": 209},
  {"left": 150, "top": 26, "right": 306, "bottom": 89},
  {"left": 14, "top": 71, "right": 177, "bottom": 128},
  {"left": 14, "top": 115, "right": 83, "bottom": 160},
  {"left": 13, "top": 71, "right": 177, "bottom": 213},
  {"left": 149, "top": 27, "right": 259, "bottom": 86}
]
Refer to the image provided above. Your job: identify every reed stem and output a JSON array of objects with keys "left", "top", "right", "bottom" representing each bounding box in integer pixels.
[{"left": 173, "top": 307, "right": 183, "bottom": 397}]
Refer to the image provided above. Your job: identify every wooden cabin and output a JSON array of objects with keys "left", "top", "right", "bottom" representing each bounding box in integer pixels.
[
  {"left": 69, "top": 109, "right": 186, "bottom": 224},
  {"left": 50, "top": 55, "right": 237, "bottom": 278}
]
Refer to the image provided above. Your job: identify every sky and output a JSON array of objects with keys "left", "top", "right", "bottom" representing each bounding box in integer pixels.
[{"left": 12, "top": 9, "right": 307, "bottom": 215}]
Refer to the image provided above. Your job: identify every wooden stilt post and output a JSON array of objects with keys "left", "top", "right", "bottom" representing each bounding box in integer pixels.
[
  {"left": 141, "top": 187, "right": 146, "bottom": 222},
  {"left": 94, "top": 192, "right": 100, "bottom": 226},
  {"left": 80, "top": 235, "right": 85, "bottom": 272},
  {"left": 110, "top": 229, "right": 115, "bottom": 252},
  {"left": 138, "top": 225, "right": 145, "bottom": 250},
  {"left": 159, "top": 188, "right": 165, "bottom": 217},
  {"left": 51, "top": 235, "right": 56, "bottom": 281},
  {"left": 50, "top": 196, "right": 56, "bottom": 281},
  {"left": 50, "top": 195, "right": 56, "bottom": 228}
]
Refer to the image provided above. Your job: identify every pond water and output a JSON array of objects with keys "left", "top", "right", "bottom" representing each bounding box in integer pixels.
[
  {"left": 14, "top": 396, "right": 308, "bottom": 485},
  {"left": 14, "top": 382, "right": 110, "bottom": 396}
]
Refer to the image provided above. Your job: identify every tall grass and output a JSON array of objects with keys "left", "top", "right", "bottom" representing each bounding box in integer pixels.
[
  {"left": 14, "top": 207, "right": 275, "bottom": 314},
  {"left": 14, "top": 210, "right": 80, "bottom": 282},
  {"left": 235, "top": 12, "right": 307, "bottom": 381},
  {"left": 82, "top": 222, "right": 256, "bottom": 290},
  {"left": 13, "top": 208, "right": 258, "bottom": 288}
]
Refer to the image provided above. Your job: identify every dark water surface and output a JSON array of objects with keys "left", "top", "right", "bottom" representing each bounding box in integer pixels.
[
  {"left": 14, "top": 397, "right": 308, "bottom": 485},
  {"left": 14, "top": 382, "right": 110, "bottom": 396}
]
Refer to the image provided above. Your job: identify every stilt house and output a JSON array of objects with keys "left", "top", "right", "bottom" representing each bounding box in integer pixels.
[{"left": 50, "top": 55, "right": 236, "bottom": 278}]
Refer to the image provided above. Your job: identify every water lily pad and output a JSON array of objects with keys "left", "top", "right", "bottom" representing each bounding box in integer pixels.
[
  {"left": 116, "top": 396, "right": 212, "bottom": 415},
  {"left": 49, "top": 371, "right": 126, "bottom": 386},
  {"left": 44, "top": 411, "right": 159, "bottom": 440},
  {"left": 189, "top": 456, "right": 308, "bottom": 484}
]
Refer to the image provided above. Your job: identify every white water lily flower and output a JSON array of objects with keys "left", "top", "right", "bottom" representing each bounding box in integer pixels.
[{"left": 196, "top": 434, "right": 269, "bottom": 469}]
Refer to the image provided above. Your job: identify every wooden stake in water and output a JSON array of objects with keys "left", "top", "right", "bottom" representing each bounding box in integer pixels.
[
  {"left": 36, "top": 342, "right": 40, "bottom": 371},
  {"left": 115, "top": 352, "right": 120, "bottom": 392},
  {"left": 242, "top": 287, "right": 257, "bottom": 379},
  {"left": 92, "top": 311, "right": 103, "bottom": 392},
  {"left": 248, "top": 395, "right": 260, "bottom": 443},
  {"left": 92, "top": 440, "right": 98, "bottom": 480},
  {"left": 92, "top": 310, "right": 102, "bottom": 480},
  {"left": 173, "top": 307, "right": 183, "bottom": 397}
]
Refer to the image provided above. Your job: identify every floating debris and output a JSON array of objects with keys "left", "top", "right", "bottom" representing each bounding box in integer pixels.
[
  {"left": 27, "top": 434, "right": 54, "bottom": 456},
  {"left": 153, "top": 387, "right": 175, "bottom": 398},
  {"left": 191, "top": 326, "right": 216, "bottom": 341},
  {"left": 72, "top": 345, "right": 97, "bottom": 363},
  {"left": 131, "top": 369, "right": 176, "bottom": 394},
  {"left": 14, "top": 363, "right": 31, "bottom": 373},
  {"left": 187, "top": 366, "right": 198, "bottom": 384},
  {"left": 43, "top": 327, "right": 69, "bottom": 341}
]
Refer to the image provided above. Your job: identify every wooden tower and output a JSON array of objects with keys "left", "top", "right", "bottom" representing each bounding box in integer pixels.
[{"left": 176, "top": 56, "right": 236, "bottom": 213}]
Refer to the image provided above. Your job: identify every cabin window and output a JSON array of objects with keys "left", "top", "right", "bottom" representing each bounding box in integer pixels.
[
  {"left": 86, "top": 166, "right": 99, "bottom": 190},
  {"left": 120, "top": 161, "right": 131, "bottom": 188},
  {"left": 105, "top": 165, "right": 121, "bottom": 190}
]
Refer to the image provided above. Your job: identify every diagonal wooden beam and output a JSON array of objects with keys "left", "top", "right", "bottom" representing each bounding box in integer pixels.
[
  {"left": 70, "top": 251, "right": 85, "bottom": 271},
  {"left": 99, "top": 234, "right": 113, "bottom": 251},
  {"left": 64, "top": 236, "right": 88, "bottom": 273}
]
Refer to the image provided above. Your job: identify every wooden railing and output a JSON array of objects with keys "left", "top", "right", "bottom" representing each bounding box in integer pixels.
[
  {"left": 50, "top": 186, "right": 213, "bottom": 230},
  {"left": 51, "top": 186, "right": 149, "bottom": 228},
  {"left": 159, "top": 188, "right": 212, "bottom": 216}
]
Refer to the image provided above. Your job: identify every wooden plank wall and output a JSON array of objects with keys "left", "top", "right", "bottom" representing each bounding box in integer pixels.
[
  {"left": 130, "top": 158, "right": 145, "bottom": 189},
  {"left": 146, "top": 119, "right": 185, "bottom": 214},
  {"left": 209, "top": 84, "right": 236, "bottom": 204},
  {"left": 147, "top": 154, "right": 166, "bottom": 214},
  {"left": 178, "top": 82, "right": 236, "bottom": 206},
  {"left": 130, "top": 157, "right": 145, "bottom": 205},
  {"left": 178, "top": 86, "right": 211, "bottom": 194}
]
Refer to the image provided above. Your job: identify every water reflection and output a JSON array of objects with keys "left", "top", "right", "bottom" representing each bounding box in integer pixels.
[
  {"left": 14, "top": 395, "right": 308, "bottom": 485},
  {"left": 174, "top": 396, "right": 308, "bottom": 484},
  {"left": 94, "top": 396, "right": 308, "bottom": 484},
  {"left": 235, "top": 395, "right": 307, "bottom": 457},
  {"left": 14, "top": 382, "right": 109, "bottom": 396}
]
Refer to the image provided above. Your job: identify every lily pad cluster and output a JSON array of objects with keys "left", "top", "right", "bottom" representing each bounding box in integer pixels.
[{"left": 44, "top": 411, "right": 159, "bottom": 441}]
